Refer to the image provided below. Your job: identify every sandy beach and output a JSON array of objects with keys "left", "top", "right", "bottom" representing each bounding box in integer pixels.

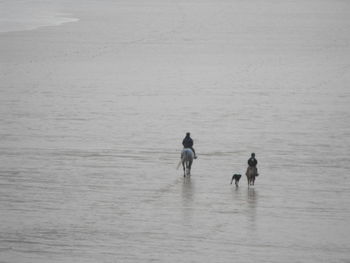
[{"left": 1, "top": 0, "right": 350, "bottom": 262}]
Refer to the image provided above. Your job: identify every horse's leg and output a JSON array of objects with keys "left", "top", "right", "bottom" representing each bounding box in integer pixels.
[
  {"left": 188, "top": 160, "right": 192, "bottom": 175},
  {"left": 186, "top": 160, "right": 190, "bottom": 176},
  {"left": 182, "top": 161, "right": 185, "bottom": 177}
]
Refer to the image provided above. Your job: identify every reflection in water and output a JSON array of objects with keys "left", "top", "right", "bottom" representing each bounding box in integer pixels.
[
  {"left": 247, "top": 188, "right": 258, "bottom": 228},
  {"left": 181, "top": 177, "right": 194, "bottom": 221},
  {"left": 182, "top": 177, "right": 194, "bottom": 203},
  {"left": 247, "top": 188, "right": 257, "bottom": 205}
]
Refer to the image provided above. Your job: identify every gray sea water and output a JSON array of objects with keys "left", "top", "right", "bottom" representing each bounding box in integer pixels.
[{"left": 1, "top": 0, "right": 350, "bottom": 262}]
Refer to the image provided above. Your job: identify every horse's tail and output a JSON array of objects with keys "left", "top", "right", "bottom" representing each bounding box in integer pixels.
[
  {"left": 177, "top": 149, "right": 186, "bottom": 170},
  {"left": 176, "top": 159, "right": 182, "bottom": 170}
]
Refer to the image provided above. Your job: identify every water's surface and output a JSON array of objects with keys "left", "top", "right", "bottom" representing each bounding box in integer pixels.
[{"left": 1, "top": 0, "right": 350, "bottom": 262}]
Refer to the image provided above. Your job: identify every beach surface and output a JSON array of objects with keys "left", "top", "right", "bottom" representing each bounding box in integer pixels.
[{"left": 1, "top": 0, "right": 350, "bottom": 262}]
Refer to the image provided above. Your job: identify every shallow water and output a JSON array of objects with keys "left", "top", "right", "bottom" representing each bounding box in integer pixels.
[{"left": 1, "top": 0, "right": 350, "bottom": 262}]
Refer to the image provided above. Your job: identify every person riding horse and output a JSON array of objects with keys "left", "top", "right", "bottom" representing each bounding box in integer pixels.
[
  {"left": 247, "top": 153, "right": 258, "bottom": 176},
  {"left": 182, "top": 132, "right": 197, "bottom": 159}
]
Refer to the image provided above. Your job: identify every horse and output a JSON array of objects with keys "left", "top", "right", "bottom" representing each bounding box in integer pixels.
[
  {"left": 181, "top": 148, "right": 194, "bottom": 177},
  {"left": 246, "top": 166, "right": 257, "bottom": 186}
]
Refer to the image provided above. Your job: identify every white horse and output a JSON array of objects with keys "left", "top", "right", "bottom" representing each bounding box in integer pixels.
[{"left": 180, "top": 148, "right": 194, "bottom": 177}]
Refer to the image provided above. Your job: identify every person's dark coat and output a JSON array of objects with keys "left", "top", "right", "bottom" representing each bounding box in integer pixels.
[
  {"left": 182, "top": 136, "right": 193, "bottom": 148},
  {"left": 248, "top": 157, "right": 257, "bottom": 167}
]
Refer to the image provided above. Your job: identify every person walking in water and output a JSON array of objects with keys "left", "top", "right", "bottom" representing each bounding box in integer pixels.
[
  {"left": 182, "top": 132, "right": 197, "bottom": 159},
  {"left": 247, "top": 152, "right": 258, "bottom": 176}
]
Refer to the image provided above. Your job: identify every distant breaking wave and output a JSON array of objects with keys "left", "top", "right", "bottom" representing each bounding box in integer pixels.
[
  {"left": 0, "top": 0, "right": 79, "bottom": 33},
  {"left": 0, "top": 13, "right": 79, "bottom": 33}
]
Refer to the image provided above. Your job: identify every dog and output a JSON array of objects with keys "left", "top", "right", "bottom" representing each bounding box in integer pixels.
[{"left": 230, "top": 174, "right": 242, "bottom": 187}]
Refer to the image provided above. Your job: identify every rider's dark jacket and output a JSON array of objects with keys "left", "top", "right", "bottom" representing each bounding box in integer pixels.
[
  {"left": 182, "top": 136, "right": 193, "bottom": 148},
  {"left": 248, "top": 157, "right": 257, "bottom": 167}
]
